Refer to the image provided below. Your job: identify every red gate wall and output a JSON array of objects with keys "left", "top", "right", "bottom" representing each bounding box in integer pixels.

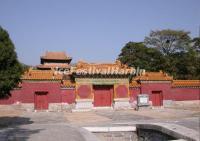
[
  {"left": 129, "top": 88, "right": 140, "bottom": 101},
  {"left": 115, "top": 85, "right": 128, "bottom": 98},
  {"left": 61, "top": 89, "right": 76, "bottom": 104},
  {"left": 77, "top": 85, "right": 91, "bottom": 99},
  {"left": 0, "top": 81, "right": 199, "bottom": 105},
  {"left": 0, "top": 81, "right": 76, "bottom": 105},
  {"left": 140, "top": 82, "right": 171, "bottom": 99},
  {"left": 169, "top": 88, "right": 200, "bottom": 100}
]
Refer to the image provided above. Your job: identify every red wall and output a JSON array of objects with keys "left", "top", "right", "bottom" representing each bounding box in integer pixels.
[
  {"left": 1, "top": 81, "right": 199, "bottom": 105},
  {"left": 170, "top": 88, "right": 200, "bottom": 101},
  {"left": 0, "top": 81, "right": 76, "bottom": 104},
  {"left": 115, "top": 85, "right": 128, "bottom": 98},
  {"left": 140, "top": 82, "right": 171, "bottom": 102},
  {"left": 20, "top": 81, "right": 61, "bottom": 103},
  {"left": 61, "top": 89, "right": 75, "bottom": 104},
  {"left": 136, "top": 82, "right": 200, "bottom": 101},
  {"left": 129, "top": 88, "right": 140, "bottom": 101},
  {"left": 77, "top": 85, "right": 91, "bottom": 98}
]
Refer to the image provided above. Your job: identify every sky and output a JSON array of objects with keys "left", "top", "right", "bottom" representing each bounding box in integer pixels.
[{"left": 0, "top": 0, "right": 200, "bottom": 65}]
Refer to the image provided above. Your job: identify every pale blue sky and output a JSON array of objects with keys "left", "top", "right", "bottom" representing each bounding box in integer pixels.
[{"left": 0, "top": 0, "right": 200, "bottom": 65}]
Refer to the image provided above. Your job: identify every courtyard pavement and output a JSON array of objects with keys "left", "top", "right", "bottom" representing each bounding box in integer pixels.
[
  {"left": 0, "top": 106, "right": 199, "bottom": 141},
  {"left": 0, "top": 111, "right": 99, "bottom": 141},
  {"left": 64, "top": 108, "right": 200, "bottom": 131}
]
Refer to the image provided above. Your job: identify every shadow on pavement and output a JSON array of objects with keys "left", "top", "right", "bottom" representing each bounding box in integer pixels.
[{"left": 0, "top": 116, "right": 42, "bottom": 141}]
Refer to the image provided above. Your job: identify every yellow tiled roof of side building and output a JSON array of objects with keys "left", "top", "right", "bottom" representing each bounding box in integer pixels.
[
  {"left": 172, "top": 80, "right": 200, "bottom": 87},
  {"left": 61, "top": 80, "right": 76, "bottom": 88},
  {"left": 22, "top": 69, "right": 62, "bottom": 80},
  {"left": 134, "top": 71, "right": 173, "bottom": 81},
  {"left": 129, "top": 80, "right": 141, "bottom": 87}
]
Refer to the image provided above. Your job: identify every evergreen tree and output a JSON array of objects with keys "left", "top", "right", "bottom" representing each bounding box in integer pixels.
[{"left": 0, "top": 26, "right": 23, "bottom": 97}]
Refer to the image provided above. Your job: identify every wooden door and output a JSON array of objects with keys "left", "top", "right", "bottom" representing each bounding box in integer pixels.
[
  {"left": 94, "top": 85, "right": 113, "bottom": 107},
  {"left": 151, "top": 91, "right": 163, "bottom": 106},
  {"left": 34, "top": 92, "right": 48, "bottom": 110}
]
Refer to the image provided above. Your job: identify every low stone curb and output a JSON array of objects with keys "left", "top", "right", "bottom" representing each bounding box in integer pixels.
[
  {"left": 136, "top": 123, "right": 199, "bottom": 141},
  {"left": 78, "top": 127, "right": 101, "bottom": 141},
  {"left": 83, "top": 126, "right": 136, "bottom": 132}
]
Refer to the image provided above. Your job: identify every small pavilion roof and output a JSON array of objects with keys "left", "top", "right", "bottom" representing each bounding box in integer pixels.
[{"left": 41, "top": 51, "right": 72, "bottom": 60}]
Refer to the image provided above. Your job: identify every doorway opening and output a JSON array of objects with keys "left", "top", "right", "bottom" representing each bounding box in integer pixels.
[
  {"left": 93, "top": 85, "right": 113, "bottom": 107},
  {"left": 34, "top": 91, "right": 48, "bottom": 110},
  {"left": 151, "top": 91, "right": 163, "bottom": 106}
]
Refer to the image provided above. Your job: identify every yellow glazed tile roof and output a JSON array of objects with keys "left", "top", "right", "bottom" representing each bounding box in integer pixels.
[
  {"left": 129, "top": 80, "right": 141, "bottom": 87},
  {"left": 61, "top": 80, "right": 76, "bottom": 88},
  {"left": 76, "top": 60, "right": 129, "bottom": 69},
  {"left": 74, "top": 60, "right": 135, "bottom": 75},
  {"left": 134, "top": 71, "right": 173, "bottom": 81},
  {"left": 22, "top": 69, "right": 62, "bottom": 80},
  {"left": 172, "top": 80, "right": 200, "bottom": 87}
]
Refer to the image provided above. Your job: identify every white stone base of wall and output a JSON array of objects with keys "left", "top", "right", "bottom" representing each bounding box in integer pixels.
[
  {"left": 0, "top": 103, "right": 34, "bottom": 112},
  {"left": 163, "top": 100, "right": 174, "bottom": 107},
  {"left": 164, "top": 100, "right": 200, "bottom": 109},
  {"left": 92, "top": 107, "right": 113, "bottom": 110},
  {"left": 113, "top": 98, "right": 131, "bottom": 109},
  {"left": 74, "top": 99, "right": 93, "bottom": 111},
  {"left": 49, "top": 103, "right": 61, "bottom": 111},
  {"left": 21, "top": 103, "right": 34, "bottom": 111},
  {"left": 6, "top": 102, "right": 75, "bottom": 112},
  {"left": 12, "top": 102, "right": 34, "bottom": 111},
  {"left": 49, "top": 103, "right": 74, "bottom": 112}
]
